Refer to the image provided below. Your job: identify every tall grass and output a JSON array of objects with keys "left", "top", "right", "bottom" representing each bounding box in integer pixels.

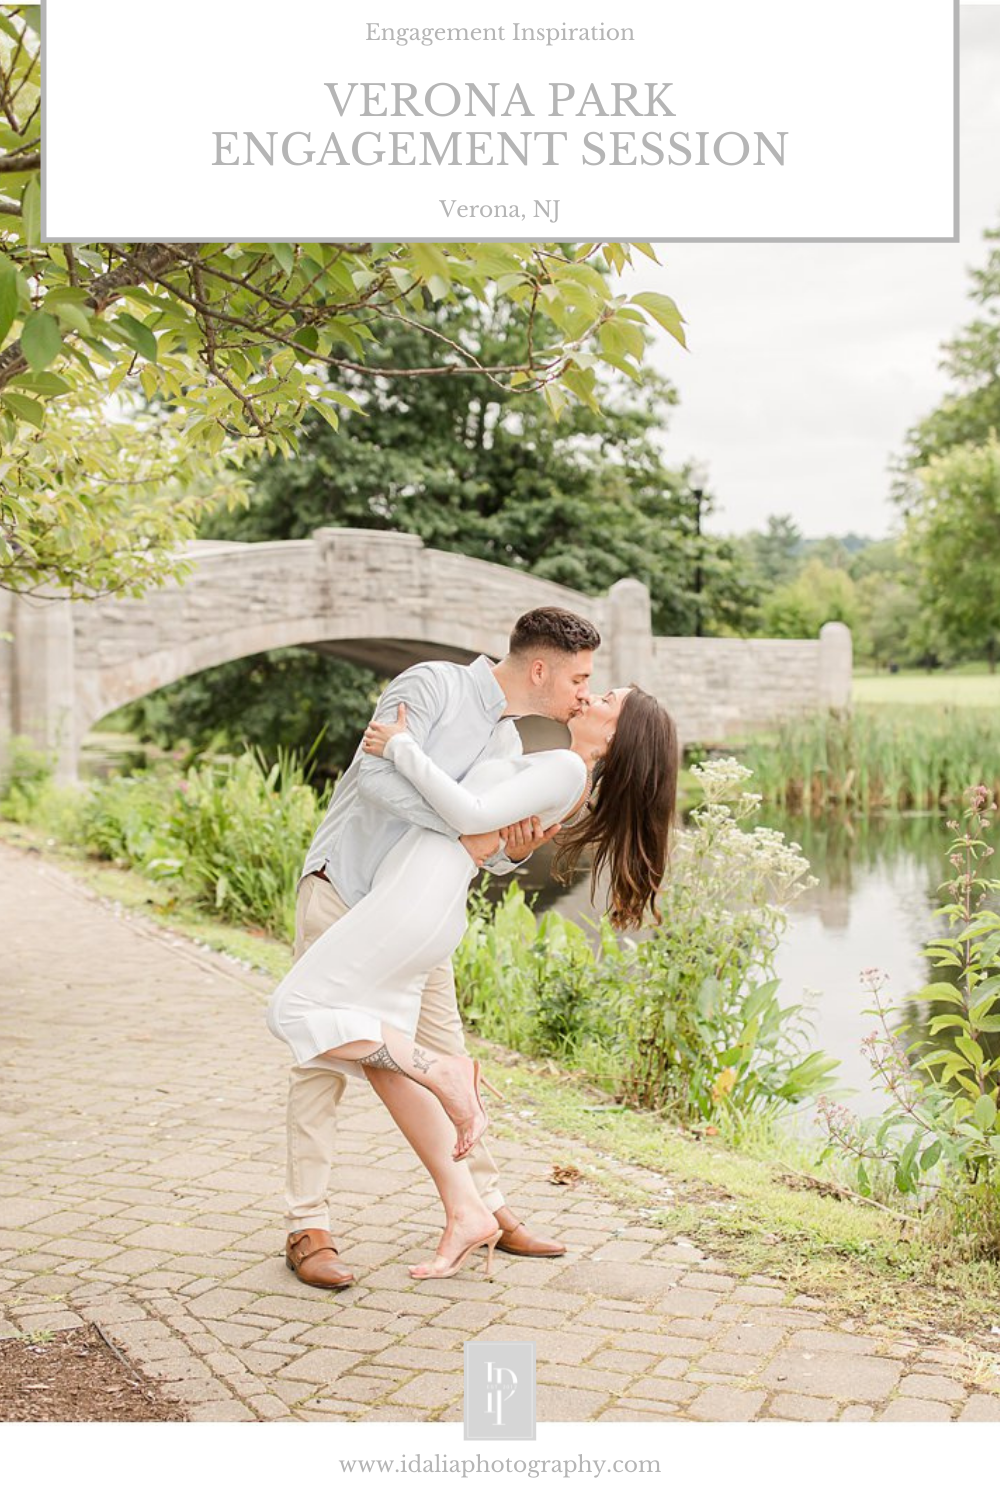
[{"left": 741, "top": 707, "right": 1000, "bottom": 812}]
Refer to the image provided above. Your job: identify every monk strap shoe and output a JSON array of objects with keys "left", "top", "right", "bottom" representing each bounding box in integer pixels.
[{"left": 285, "top": 1229, "right": 356, "bottom": 1289}]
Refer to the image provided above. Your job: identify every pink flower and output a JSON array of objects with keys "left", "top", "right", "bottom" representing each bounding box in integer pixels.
[{"left": 968, "top": 784, "right": 993, "bottom": 814}]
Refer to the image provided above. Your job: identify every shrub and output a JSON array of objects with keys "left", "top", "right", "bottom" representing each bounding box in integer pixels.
[
  {"left": 0, "top": 735, "right": 54, "bottom": 798},
  {"left": 456, "top": 886, "right": 619, "bottom": 1070},
  {"left": 1, "top": 739, "right": 325, "bottom": 940},
  {"left": 165, "top": 747, "right": 323, "bottom": 939},
  {"left": 0, "top": 736, "right": 84, "bottom": 839},
  {"left": 818, "top": 784, "right": 1000, "bottom": 1251},
  {"left": 457, "top": 759, "right": 838, "bottom": 1131},
  {"left": 79, "top": 770, "right": 179, "bottom": 868},
  {"left": 613, "top": 758, "right": 837, "bottom": 1121}
]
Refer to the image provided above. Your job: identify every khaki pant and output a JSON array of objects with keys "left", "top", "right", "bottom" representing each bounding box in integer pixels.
[{"left": 285, "top": 873, "right": 504, "bottom": 1233}]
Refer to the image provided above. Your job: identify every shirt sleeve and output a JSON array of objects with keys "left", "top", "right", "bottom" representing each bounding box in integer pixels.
[
  {"left": 355, "top": 666, "right": 459, "bottom": 839},
  {"left": 383, "top": 734, "right": 585, "bottom": 835}
]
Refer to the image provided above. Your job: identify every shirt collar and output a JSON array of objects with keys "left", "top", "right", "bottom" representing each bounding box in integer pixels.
[{"left": 470, "top": 655, "right": 507, "bottom": 720}]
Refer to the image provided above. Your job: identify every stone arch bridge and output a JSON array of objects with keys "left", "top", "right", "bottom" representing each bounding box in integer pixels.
[{"left": 0, "top": 528, "right": 851, "bottom": 779}]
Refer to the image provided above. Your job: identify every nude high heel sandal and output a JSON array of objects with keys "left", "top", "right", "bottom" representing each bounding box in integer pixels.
[
  {"left": 453, "top": 1059, "right": 490, "bottom": 1162},
  {"left": 409, "top": 1228, "right": 502, "bottom": 1281}
]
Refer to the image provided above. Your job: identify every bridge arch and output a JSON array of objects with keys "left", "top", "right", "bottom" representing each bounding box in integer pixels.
[{"left": 0, "top": 528, "right": 852, "bottom": 779}]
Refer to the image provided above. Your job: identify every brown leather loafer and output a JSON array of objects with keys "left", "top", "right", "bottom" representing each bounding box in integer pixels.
[
  {"left": 494, "top": 1207, "right": 566, "bottom": 1258},
  {"left": 285, "top": 1229, "right": 356, "bottom": 1289}
]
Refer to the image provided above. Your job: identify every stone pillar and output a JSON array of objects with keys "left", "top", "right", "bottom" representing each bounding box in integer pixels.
[
  {"left": 608, "top": 577, "right": 654, "bottom": 687},
  {"left": 12, "top": 594, "right": 77, "bottom": 780},
  {"left": 818, "top": 620, "right": 853, "bottom": 709}
]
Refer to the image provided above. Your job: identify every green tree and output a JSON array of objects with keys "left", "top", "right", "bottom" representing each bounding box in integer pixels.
[
  {"left": 0, "top": 392, "right": 248, "bottom": 599},
  {"left": 761, "top": 558, "right": 862, "bottom": 643},
  {"left": 901, "top": 221, "right": 1000, "bottom": 470},
  {"left": 902, "top": 437, "right": 1000, "bottom": 670},
  {"left": 0, "top": 10, "right": 684, "bottom": 596},
  {"left": 841, "top": 537, "right": 945, "bottom": 669},
  {"left": 893, "top": 219, "right": 1000, "bottom": 667},
  {"left": 862, "top": 569, "right": 946, "bottom": 670},
  {"left": 122, "top": 307, "right": 757, "bottom": 768},
  {"left": 736, "top": 530, "right": 937, "bottom": 666},
  {"left": 745, "top": 514, "right": 803, "bottom": 588},
  {"left": 210, "top": 310, "right": 743, "bottom": 636},
  {"left": 843, "top": 536, "right": 902, "bottom": 582}
]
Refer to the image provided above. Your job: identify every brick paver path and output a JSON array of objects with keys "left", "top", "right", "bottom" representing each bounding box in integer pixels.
[{"left": 2, "top": 843, "right": 998, "bottom": 1423}]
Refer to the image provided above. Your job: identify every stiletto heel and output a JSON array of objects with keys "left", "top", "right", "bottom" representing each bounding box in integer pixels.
[
  {"left": 410, "top": 1228, "right": 502, "bottom": 1282},
  {"left": 480, "top": 1073, "right": 506, "bottom": 1103}
]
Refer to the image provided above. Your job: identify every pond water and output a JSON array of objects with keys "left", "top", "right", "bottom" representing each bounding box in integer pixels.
[{"left": 487, "top": 810, "right": 996, "bottom": 1128}]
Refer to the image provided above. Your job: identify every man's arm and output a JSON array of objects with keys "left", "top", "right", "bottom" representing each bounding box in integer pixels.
[{"left": 355, "top": 666, "right": 458, "bottom": 838}]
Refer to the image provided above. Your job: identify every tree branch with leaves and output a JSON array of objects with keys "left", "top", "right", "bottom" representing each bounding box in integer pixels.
[{"left": 0, "top": 8, "right": 688, "bottom": 598}]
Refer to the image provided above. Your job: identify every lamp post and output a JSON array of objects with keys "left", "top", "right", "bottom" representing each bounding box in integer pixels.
[{"left": 687, "top": 464, "right": 708, "bottom": 639}]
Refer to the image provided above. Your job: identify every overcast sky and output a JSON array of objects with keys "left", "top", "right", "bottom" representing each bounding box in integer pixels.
[{"left": 622, "top": 5, "right": 1000, "bottom": 540}]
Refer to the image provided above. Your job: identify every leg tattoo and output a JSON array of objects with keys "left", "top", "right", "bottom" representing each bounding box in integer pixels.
[{"left": 358, "top": 1043, "right": 406, "bottom": 1075}]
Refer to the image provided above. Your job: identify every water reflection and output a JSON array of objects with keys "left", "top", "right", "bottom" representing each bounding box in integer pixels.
[{"left": 766, "top": 814, "right": 952, "bottom": 1117}]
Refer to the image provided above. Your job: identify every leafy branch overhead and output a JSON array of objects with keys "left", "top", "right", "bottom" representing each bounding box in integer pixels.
[
  {"left": 0, "top": 235, "right": 685, "bottom": 440},
  {"left": 0, "top": 11, "right": 686, "bottom": 596}
]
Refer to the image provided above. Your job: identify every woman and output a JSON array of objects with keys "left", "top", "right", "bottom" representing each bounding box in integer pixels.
[{"left": 268, "top": 686, "right": 678, "bottom": 1279}]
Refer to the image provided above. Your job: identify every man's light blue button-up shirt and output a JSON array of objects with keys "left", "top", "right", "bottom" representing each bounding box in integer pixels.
[{"left": 303, "top": 655, "right": 522, "bottom": 907}]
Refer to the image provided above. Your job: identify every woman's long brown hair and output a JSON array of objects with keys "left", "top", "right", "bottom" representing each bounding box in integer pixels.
[{"left": 552, "top": 687, "right": 679, "bottom": 930}]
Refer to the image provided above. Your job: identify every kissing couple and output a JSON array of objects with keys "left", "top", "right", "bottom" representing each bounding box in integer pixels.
[{"left": 268, "top": 607, "right": 679, "bottom": 1284}]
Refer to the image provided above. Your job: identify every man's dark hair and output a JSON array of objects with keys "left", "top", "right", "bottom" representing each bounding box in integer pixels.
[{"left": 509, "top": 607, "right": 601, "bottom": 657}]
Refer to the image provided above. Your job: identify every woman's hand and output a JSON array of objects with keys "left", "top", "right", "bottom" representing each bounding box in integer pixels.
[
  {"left": 362, "top": 703, "right": 408, "bottom": 758},
  {"left": 501, "top": 817, "right": 561, "bottom": 863}
]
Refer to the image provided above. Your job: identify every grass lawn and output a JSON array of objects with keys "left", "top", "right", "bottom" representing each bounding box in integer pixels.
[
  {"left": 853, "top": 668, "right": 1000, "bottom": 708},
  {"left": 483, "top": 1052, "right": 1000, "bottom": 1345}
]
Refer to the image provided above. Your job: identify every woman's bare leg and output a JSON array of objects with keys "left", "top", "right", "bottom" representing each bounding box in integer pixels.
[
  {"left": 365, "top": 1069, "right": 497, "bottom": 1276},
  {"left": 317, "top": 1024, "right": 486, "bottom": 1159}
]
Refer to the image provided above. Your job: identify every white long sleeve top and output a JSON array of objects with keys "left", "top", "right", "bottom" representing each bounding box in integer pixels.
[{"left": 383, "top": 733, "right": 587, "bottom": 835}]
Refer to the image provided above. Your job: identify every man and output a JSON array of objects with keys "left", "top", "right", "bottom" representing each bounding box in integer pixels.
[{"left": 284, "top": 606, "right": 600, "bottom": 1288}]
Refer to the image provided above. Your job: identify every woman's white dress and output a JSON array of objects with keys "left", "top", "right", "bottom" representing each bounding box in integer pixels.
[{"left": 267, "top": 738, "right": 587, "bottom": 1078}]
